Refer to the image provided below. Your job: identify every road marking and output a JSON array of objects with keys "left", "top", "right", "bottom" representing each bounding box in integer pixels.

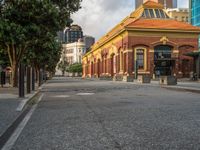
[
  {"left": 76, "top": 93, "right": 94, "bottom": 96},
  {"left": 2, "top": 94, "right": 44, "bottom": 150},
  {"left": 52, "top": 95, "right": 70, "bottom": 98}
]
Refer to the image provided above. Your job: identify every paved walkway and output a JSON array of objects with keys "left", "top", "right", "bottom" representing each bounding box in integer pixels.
[{"left": 0, "top": 84, "right": 38, "bottom": 138}]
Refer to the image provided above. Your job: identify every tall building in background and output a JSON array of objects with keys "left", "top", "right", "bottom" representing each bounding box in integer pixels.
[
  {"left": 166, "top": 8, "right": 189, "bottom": 23},
  {"left": 135, "top": 0, "right": 177, "bottom": 9},
  {"left": 62, "top": 39, "right": 86, "bottom": 65},
  {"left": 83, "top": 35, "right": 95, "bottom": 52},
  {"left": 190, "top": 0, "right": 200, "bottom": 26},
  {"left": 64, "top": 24, "right": 83, "bottom": 44}
]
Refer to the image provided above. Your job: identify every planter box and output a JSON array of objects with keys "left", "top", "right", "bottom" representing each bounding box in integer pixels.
[
  {"left": 159, "top": 76, "right": 177, "bottom": 85},
  {"left": 113, "top": 75, "right": 123, "bottom": 81},
  {"left": 123, "top": 76, "right": 134, "bottom": 82},
  {"left": 137, "top": 75, "right": 151, "bottom": 83},
  {"left": 100, "top": 76, "right": 113, "bottom": 81}
]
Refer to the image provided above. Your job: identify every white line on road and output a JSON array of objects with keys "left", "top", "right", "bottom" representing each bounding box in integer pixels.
[
  {"left": 2, "top": 94, "right": 44, "bottom": 150},
  {"left": 76, "top": 93, "right": 94, "bottom": 96}
]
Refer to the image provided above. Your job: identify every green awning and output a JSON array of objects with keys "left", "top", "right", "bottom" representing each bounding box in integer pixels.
[{"left": 184, "top": 51, "right": 200, "bottom": 57}]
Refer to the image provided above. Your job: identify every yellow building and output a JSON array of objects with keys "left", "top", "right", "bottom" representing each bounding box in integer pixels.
[
  {"left": 166, "top": 8, "right": 189, "bottom": 23},
  {"left": 82, "top": 1, "right": 200, "bottom": 81}
]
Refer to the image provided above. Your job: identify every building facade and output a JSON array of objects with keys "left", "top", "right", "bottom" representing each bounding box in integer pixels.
[
  {"left": 166, "top": 8, "right": 189, "bottom": 23},
  {"left": 64, "top": 24, "right": 83, "bottom": 44},
  {"left": 82, "top": 1, "right": 200, "bottom": 80},
  {"left": 190, "top": 0, "right": 200, "bottom": 26},
  {"left": 62, "top": 39, "right": 86, "bottom": 65},
  {"left": 135, "top": 0, "right": 177, "bottom": 9}
]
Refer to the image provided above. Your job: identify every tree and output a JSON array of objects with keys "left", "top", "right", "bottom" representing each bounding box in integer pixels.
[
  {"left": 0, "top": 45, "right": 9, "bottom": 69},
  {"left": 68, "top": 63, "right": 82, "bottom": 74},
  {"left": 0, "top": 0, "right": 82, "bottom": 87},
  {"left": 58, "top": 59, "right": 69, "bottom": 76}
]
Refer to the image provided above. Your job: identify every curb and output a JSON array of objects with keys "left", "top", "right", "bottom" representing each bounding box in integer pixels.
[
  {"left": 161, "top": 86, "right": 200, "bottom": 94},
  {"left": 16, "top": 91, "right": 39, "bottom": 112}
]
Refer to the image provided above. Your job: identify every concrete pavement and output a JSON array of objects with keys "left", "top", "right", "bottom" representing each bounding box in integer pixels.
[
  {"left": 0, "top": 85, "right": 39, "bottom": 143},
  {"left": 6, "top": 77, "right": 200, "bottom": 150}
]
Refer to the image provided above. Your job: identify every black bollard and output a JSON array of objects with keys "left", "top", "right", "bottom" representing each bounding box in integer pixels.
[
  {"left": 39, "top": 69, "right": 42, "bottom": 86},
  {"left": 19, "top": 64, "right": 25, "bottom": 98},
  {"left": 0, "top": 71, "right": 6, "bottom": 87},
  {"left": 32, "top": 68, "right": 35, "bottom": 91},
  {"left": 26, "top": 66, "right": 31, "bottom": 94}
]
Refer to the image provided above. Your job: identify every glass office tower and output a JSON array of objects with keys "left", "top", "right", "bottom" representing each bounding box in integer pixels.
[
  {"left": 190, "top": 0, "right": 200, "bottom": 26},
  {"left": 190, "top": 0, "right": 200, "bottom": 48}
]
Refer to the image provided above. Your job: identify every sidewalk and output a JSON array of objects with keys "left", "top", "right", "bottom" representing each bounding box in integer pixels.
[
  {"left": 0, "top": 84, "right": 39, "bottom": 138},
  {"left": 145, "top": 80, "right": 200, "bottom": 93}
]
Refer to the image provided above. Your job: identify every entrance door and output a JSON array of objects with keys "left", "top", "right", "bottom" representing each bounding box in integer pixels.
[
  {"left": 154, "top": 45, "right": 173, "bottom": 77},
  {"left": 182, "top": 59, "right": 190, "bottom": 77}
]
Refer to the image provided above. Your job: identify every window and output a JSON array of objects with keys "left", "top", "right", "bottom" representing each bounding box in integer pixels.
[
  {"left": 136, "top": 50, "right": 144, "bottom": 70},
  {"left": 155, "top": 9, "right": 161, "bottom": 18},
  {"left": 159, "top": 10, "right": 165, "bottom": 18},
  {"left": 144, "top": 9, "right": 150, "bottom": 18},
  {"left": 149, "top": 9, "right": 155, "bottom": 18},
  {"left": 182, "top": 17, "right": 185, "bottom": 22},
  {"left": 186, "top": 17, "right": 188, "bottom": 22}
]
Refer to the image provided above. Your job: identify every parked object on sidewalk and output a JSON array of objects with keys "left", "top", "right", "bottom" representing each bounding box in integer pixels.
[
  {"left": 0, "top": 71, "right": 6, "bottom": 87},
  {"left": 137, "top": 75, "right": 151, "bottom": 83},
  {"left": 190, "top": 72, "right": 198, "bottom": 81},
  {"left": 159, "top": 76, "right": 177, "bottom": 85}
]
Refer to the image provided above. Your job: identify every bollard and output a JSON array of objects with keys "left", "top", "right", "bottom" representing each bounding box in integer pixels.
[
  {"left": 19, "top": 64, "right": 25, "bottom": 98},
  {"left": 39, "top": 69, "right": 42, "bottom": 86},
  {"left": 26, "top": 66, "right": 31, "bottom": 94},
  {"left": 0, "top": 71, "right": 6, "bottom": 87}
]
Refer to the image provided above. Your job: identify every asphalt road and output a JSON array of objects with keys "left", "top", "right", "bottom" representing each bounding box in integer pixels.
[{"left": 11, "top": 77, "right": 200, "bottom": 150}]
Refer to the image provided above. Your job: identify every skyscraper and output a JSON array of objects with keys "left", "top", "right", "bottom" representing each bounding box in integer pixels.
[
  {"left": 190, "top": 0, "right": 200, "bottom": 26},
  {"left": 64, "top": 24, "right": 83, "bottom": 44},
  {"left": 135, "top": 0, "right": 177, "bottom": 9}
]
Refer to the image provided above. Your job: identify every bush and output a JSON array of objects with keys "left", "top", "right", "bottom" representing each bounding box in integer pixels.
[{"left": 68, "top": 63, "right": 82, "bottom": 73}]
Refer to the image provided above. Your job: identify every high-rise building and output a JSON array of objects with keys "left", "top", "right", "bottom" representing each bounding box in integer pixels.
[
  {"left": 64, "top": 24, "right": 83, "bottom": 44},
  {"left": 83, "top": 35, "right": 95, "bottom": 52},
  {"left": 190, "top": 0, "right": 200, "bottom": 26},
  {"left": 135, "top": 0, "right": 177, "bottom": 9}
]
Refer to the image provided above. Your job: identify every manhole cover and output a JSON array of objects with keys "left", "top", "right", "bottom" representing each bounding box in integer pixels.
[{"left": 76, "top": 93, "right": 94, "bottom": 96}]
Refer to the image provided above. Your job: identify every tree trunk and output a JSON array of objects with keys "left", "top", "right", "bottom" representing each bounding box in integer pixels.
[{"left": 11, "top": 62, "right": 18, "bottom": 87}]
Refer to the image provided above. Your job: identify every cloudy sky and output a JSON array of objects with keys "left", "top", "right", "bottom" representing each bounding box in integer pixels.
[{"left": 72, "top": 0, "right": 189, "bottom": 41}]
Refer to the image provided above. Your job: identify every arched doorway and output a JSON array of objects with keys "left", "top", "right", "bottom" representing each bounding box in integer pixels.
[
  {"left": 91, "top": 62, "right": 94, "bottom": 76},
  {"left": 154, "top": 45, "right": 174, "bottom": 76},
  {"left": 97, "top": 59, "right": 100, "bottom": 77},
  {"left": 111, "top": 54, "right": 116, "bottom": 76}
]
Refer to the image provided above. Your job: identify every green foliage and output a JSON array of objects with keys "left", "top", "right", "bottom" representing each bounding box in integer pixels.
[
  {"left": 0, "top": 0, "right": 82, "bottom": 79},
  {"left": 68, "top": 63, "right": 82, "bottom": 73},
  {"left": 58, "top": 60, "right": 69, "bottom": 73},
  {"left": 0, "top": 47, "right": 9, "bottom": 68}
]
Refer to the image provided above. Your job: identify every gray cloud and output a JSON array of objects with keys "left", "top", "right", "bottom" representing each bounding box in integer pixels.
[{"left": 72, "top": 0, "right": 189, "bottom": 41}]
